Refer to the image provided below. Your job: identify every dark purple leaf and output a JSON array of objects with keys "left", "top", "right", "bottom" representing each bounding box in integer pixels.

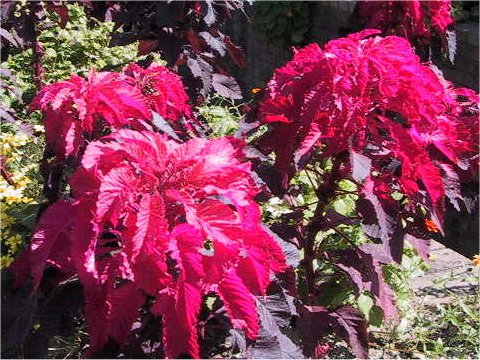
[
  {"left": 405, "top": 234, "right": 430, "bottom": 261},
  {"left": 359, "top": 243, "right": 394, "bottom": 264},
  {"left": 329, "top": 248, "right": 398, "bottom": 321},
  {"left": 263, "top": 225, "right": 300, "bottom": 267},
  {"left": 446, "top": 29, "right": 456, "bottom": 64},
  {"left": 137, "top": 40, "right": 159, "bottom": 56},
  {"left": 316, "top": 209, "right": 358, "bottom": 231},
  {"left": 104, "top": 3, "right": 122, "bottom": 22},
  {"left": 357, "top": 181, "right": 396, "bottom": 241},
  {"left": 243, "top": 145, "right": 269, "bottom": 162},
  {"left": 23, "top": 279, "right": 84, "bottom": 359},
  {"left": 199, "top": 31, "right": 226, "bottom": 56},
  {"left": 404, "top": 217, "right": 435, "bottom": 240},
  {"left": 350, "top": 150, "right": 371, "bottom": 183},
  {"left": 438, "top": 163, "right": 462, "bottom": 211},
  {"left": 82, "top": 1, "right": 246, "bottom": 101},
  {"left": 293, "top": 121, "right": 321, "bottom": 170},
  {"left": 357, "top": 178, "right": 404, "bottom": 261},
  {"left": 224, "top": 35, "right": 246, "bottom": 68},
  {"left": 1, "top": 271, "right": 37, "bottom": 354},
  {"left": 109, "top": 31, "right": 138, "bottom": 47},
  {"left": 204, "top": 0, "right": 216, "bottom": 26},
  {"left": 298, "top": 305, "right": 369, "bottom": 359},
  {"left": 151, "top": 112, "right": 180, "bottom": 141},
  {"left": 227, "top": 328, "right": 246, "bottom": 353},
  {"left": 0, "top": 68, "right": 21, "bottom": 98},
  {"left": 0, "top": 1, "right": 16, "bottom": 23},
  {"left": 187, "top": 56, "right": 213, "bottom": 97},
  {"left": 0, "top": 110, "right": 33, "bottom": 134},
  {"left": 297, "top": 305, "right": 329, "bottom": 355},
  {"left": 44, "top": 3, "right": 69, "bottom": 28},
  {"left": 247, "top": 298, "right": 302, "bottom": 359},
  {"left": 0, "top": 106, "right": 15, "bottom": 123},
  {"left": 264, "top": 282, "right": 298, "bottom": 327},
  {"left": 329, "top": 306, "right": 369, "bottom": 359},
  {"left": 463, "top": 195, "right": 478, "bottom": 214},
  {"left": 0, "top": 28, "right": 20, "bottom": 46},
  {"left": 387, "top": 228, "right": 406, "bottom": 263},
  {"left": 211, "top": 73, "right": 242, "bottom": 99},
  {"left": 0, "top": 68, "right": 34, "bottom": 135},
  {"left": 254, "top": 164, "right": 286, "bottom": 196}
]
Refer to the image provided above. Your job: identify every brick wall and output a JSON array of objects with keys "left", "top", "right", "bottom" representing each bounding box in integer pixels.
[
  {"left": 226, "top": 2, "right": 358, "bottom": 88},
  {"left": 443, "top": 22, "right": 479, "bottom": 91},
  {"left": 227, "top": 1, "right": 479, "bottom": 91}
]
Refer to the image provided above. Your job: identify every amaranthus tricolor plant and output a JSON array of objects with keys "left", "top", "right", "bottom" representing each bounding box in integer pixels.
[
  {"left": 354, "top": 0, "right": 455, "bottom": 60},
  {"left": 252, "top": 29, "right": 478, "bottom": 357},
  {"left": 11, "top": 60, "right": 288, "bottom": 358}
]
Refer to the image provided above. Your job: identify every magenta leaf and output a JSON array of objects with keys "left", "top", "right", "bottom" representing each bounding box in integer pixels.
[
  {"left": 85, "top": 281, "right": 145, "bottom": 355},
  {"left": 355, "top": 0, "right": 454, "bottom": 55},
  {"left": 218, "top": 269, "right": 260, "bottom": 339},
  {"left": 30, "top": 63, "right": 192, "bottom": 160},
  {"left": 25, "top": 201, "right": 75, "bottom": 291}
]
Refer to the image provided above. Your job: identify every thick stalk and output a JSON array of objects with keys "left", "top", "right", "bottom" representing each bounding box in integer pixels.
[
  {"left": 28, "top": 2, "right": 45, "bottom": 90},
  {"left": 1, "top": 155, "right": 15, "bottom": 186},
  {"left": 302, "top": 154, "right": 345, "bottom": 304}
]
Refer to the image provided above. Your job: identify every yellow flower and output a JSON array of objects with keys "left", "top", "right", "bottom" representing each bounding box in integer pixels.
[
  {"left": 1, "top": 256, "right": 13, "bottom": 268},
  {"left": 473, "top": 255, "right": 480, "bottom": 267},
  {"left": 15, "top": 178, "right": 31, "bottom": 189},
  {"left": 6, "top": 234, "right": 22, "bottom": 245},
  {"left": 1, "top": 215, "right": 15, "bottom": 227},
  {"left": 2, "top": 142, "right": 11, "bottom": 152},
  {"left": 6, "top": 196, "right": 19, "bottom": 205}
]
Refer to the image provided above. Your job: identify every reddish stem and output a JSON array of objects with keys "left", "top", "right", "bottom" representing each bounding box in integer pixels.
[
  {"left": 302, "top": 153, "right": 346, "bottom": 304},
  {"left": 28, "top": 2, "right": 45, "bottom": 90},
  {"left": 1, "top": 156, "right": 15, "bottom": 186}
]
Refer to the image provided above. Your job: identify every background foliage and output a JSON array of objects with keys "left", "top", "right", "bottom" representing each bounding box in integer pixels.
[{"left": 253, "top": 1, "right": 312, "bottom": 46}]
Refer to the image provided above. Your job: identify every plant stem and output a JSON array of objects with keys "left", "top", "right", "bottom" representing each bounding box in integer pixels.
[
  {"left": 302, "top": 153, "right": 346, "bottom": 304},
  {"left": 28, "top": 2, "right": 45, "bottom": 90},
  {"left": 1, "top": 156, "right": 15, "bottom": 186}
]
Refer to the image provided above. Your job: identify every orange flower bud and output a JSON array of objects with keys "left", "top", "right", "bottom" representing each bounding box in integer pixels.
[{"left": 424, "top": 219, "right": 439, "bottom": 233}]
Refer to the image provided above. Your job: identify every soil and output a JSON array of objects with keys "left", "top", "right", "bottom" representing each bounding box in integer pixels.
[{"left": 328, "top": 241, "right": 479, "bottom": 359}]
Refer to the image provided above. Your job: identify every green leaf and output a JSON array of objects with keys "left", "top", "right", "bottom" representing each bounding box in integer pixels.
[
  {"left": 369, "top": 305, "right": 383, "bottom": 327},
  {"left": 205, "top": 295, "right": 216, "bottom": 311},
  {"left": 332, "top": 196, "right": 356, "bottom": 216},
  {"left": 357, "top": 293, "right": 373, "bottom": 320}
]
